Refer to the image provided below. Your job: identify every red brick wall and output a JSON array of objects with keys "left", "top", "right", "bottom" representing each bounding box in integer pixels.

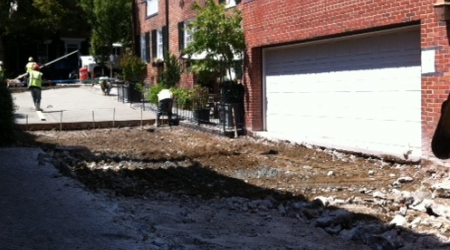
[
  {"left": 242, "top": 0, "right": 450, "bottom": 164},
  {"left": 135, "top": 0, "right": 207, "bottom": 87}
]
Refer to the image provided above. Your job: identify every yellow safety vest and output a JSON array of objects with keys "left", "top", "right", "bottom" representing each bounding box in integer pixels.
[
  {"left": 26, "top": 62, "right": 36, "bottom": 73},
  {"left": 29, "top": 71, "right": 43, "bottom": 88}
]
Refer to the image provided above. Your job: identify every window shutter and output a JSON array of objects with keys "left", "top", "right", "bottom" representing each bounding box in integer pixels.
[
  {"left": 236, "top": 0, "right": 242, "bottom": 4},
  {"left": 151, "top": 29, "right": 157, "bottom": 59},
  {"left": 145, "top": 32, "right": 150, "bottom": 63},
  {"left": 219, "top": 0, "right": 225, "bottom": 4},
  {"left": 178, "top": 22, "right": 184, "bottom": 52},
  {"left": 135, "top": 35, "right": 141, "bottom": 57},
  {"left": 162, "top": 26, "right": 168, "bottom": 57}
]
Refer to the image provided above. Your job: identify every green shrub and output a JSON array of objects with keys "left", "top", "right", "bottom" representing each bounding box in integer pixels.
[
  {"left": 121, "top": 53, "right": 147, "bottom": 82},
  {"left": 172, "top": 87, "right": 192, "bottom": 110},
  {"left": 147, "top": 84, "right": 165, "bottom": 104},
  {"left": 190, "top": 85, "right": 209, "bottom": 110},
  {"left": 158, "top": 52, "right": 183, "bottom": 88},
  {"left": 0, "top": 79, "right": 16, "bottom": 146}
]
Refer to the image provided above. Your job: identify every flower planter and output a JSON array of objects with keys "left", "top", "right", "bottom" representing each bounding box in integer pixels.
[
  {"left": 193, "top": 108, "right": 210, "bottom": 123},
  {"left": 219, "top": 103, "right": 244, "bottom": 131}
]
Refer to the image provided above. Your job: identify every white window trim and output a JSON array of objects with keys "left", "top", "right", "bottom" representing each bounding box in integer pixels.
[
  {"left": 224, "top": 0, "right": 236, "bottom": 8},
  {"left": 184, "top": 20, "right": 194, "bottom": 48},
  {"left": 156, "top": 29, "right": 164, "bottom": 59},
  {"left": 146, "top": 0, "right": 158, "bottom": 17}
]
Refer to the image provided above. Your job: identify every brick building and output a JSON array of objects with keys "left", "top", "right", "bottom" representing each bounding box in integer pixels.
[{"left": 135, "top": 0, "right": 450, "bottom": 165}]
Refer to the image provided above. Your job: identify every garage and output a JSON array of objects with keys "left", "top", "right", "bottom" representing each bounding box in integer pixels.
[{"left": 262, "top": 27, "right": 422, "bottom": 159}]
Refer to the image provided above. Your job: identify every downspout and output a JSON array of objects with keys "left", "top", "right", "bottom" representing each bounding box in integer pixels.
[
  {"left": 131, "top": 1, "right": 137, "bottom": 54},
  {"left": 165, "top": 0, "right": 169, "bottom": 54}
]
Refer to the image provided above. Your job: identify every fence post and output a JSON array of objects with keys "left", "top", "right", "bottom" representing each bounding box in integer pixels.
[
  {"left": 113, "top": 108, "right": 116, "bottom": 128},
  {"left": 92, "top": 110, "right": 95, "bottom": 129},
  {"left": 60, "top": 111, "right": 63, "bottom": 131}
]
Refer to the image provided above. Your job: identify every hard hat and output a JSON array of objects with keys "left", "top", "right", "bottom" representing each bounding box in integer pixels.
[
  {"left": 0, "top": 61, "right": 3, "bottom": 65},
  {"left": 29, "top": 57, "right": 34, "bottom": 62},
  {"left": 33, "top": 64, "right": 40, "bottom": 71}
]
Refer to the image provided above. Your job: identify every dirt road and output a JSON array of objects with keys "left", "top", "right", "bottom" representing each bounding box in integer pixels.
[{"left": 9, "top": 126, "right": 450, "bottom": 249}]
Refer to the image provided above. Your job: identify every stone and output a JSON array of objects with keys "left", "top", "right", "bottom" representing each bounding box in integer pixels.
[
  {"left": 432, "top": 180, "right": 450, "bottom": 198},
  {"left": 389, "top": 215, "right": 407, "bottom": 227},
  {"left": 373, "top": 191, "right": 387, "bottom": 199},
  {"left": 315, "top": 209, "right": 353, "bottom": 228},
  {"left": 397, "top": 176, "right": 414, "bottom": 183},
  {"left": 313, "top": 196, "right": 330, "bottom": 207}
]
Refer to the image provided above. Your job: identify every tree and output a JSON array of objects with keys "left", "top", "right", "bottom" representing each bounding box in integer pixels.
[
  {"left": 0, "top": 0, "right": 87, "bottom": 74},
  {"left": 80, "top": 0, "right": 132, "bottom": 75},
  {"left": 184, "top": 0, "right": 245, "bottom": 84}
]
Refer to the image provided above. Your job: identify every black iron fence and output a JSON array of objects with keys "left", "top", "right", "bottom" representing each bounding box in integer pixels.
[{"left": 126, "top": 91, "right": 245, "bottom": 137}]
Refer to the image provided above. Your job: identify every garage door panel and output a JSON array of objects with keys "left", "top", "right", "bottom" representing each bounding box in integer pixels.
[{"left": 264, "top": 28, "right": 421, "bottom": 158}]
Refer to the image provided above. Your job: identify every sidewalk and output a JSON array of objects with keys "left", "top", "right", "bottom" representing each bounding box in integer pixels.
[{"left": 13, "top": 84, "right": 157, "bottom": 130}]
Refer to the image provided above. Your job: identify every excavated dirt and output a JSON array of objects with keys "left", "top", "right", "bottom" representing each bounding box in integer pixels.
[
  {"left": 13, "top": 126, "right": 450, "bottom": 249},
  {"left": 17, "top": 127, "right": 439, "bottom": 215}
]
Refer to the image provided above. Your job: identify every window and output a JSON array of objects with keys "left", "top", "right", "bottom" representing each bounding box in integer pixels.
[
  {"left": 184, "top": 21, "right": 194, "bottom": 48},
  {"left": 139, "top": 34, "right": 152, "bottom": 62},
  {"left": 152, "top": 27, "right": 166, "bottom": 61},
  {"left": 157, "top": 29, "right": 163, "bottom": 59},
  {"left": 219, "top": 0, "right": 240, "bottom": 8},
  {"left": 178, "top": 20, "right": 194, "bottom": 51},
  {"left": 146, "top": 0, "right": 158, "bottom": 17}
]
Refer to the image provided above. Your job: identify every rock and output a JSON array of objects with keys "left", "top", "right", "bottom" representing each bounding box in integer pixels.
[
  {"left": 324, "top": 224, "right": 342, "bottom": 235},
  {"left": 409, "top": 199, "right": 433, "bottom": 213},
  {"left": 373, "top": 191, "right": 387, "bottom": 199},
  {"left": 327, "top": 171, "right": 334, "bottom": 176},
  {"left": 367, "top": 235, "right": 396, "bottom": 250},
  {"left": 411, "top": 191, "right": 431, "bottom": 206},
  {"left": 368, "top": 170, "right": 375, "bottom": 176},
  {"left": 315, "top": 209, "right": 353, "bottom": 228},
  {"left": 161, "top": 161, "right": 177, "bottom": 169},
  {"left": 410, "top": 217, "right": 421, "bottom": 228},
  {"left": 389, "top": 215, "right": 407, "bottom": 227},
  {"left": 429, "top": 199, "right": 450, "bottom": 219},
  {"left": 313, "top": 196, "right": 330, "bottom": 207},
  {"left": 397, "top": 176, "right": 413, "bottom": 183},
  {"left": 432, "top": 180, "right": 450, "bottom": 198},
  {"left": 338, "top": 223, "right": 384, "bottom": 242},
  {"left": 399, "top": 206, "right": 407, "bottom": 216}
]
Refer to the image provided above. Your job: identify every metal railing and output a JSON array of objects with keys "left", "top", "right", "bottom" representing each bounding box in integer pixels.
[{"left": 128, "top": 93, "right": 245, "bottom": 136}]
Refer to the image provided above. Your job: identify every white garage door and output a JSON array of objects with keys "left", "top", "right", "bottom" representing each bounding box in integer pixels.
[{"left": 263, "top": 27, "right": 422, "bottom": 159}]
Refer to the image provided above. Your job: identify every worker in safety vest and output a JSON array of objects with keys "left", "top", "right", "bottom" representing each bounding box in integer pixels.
[
  {"left": 25, "top": 57, "right": 36, "bottom": 73},
  {"left": 27, "top": 64, "right": 44, "bottom": 111},
  {"left": 25, "top": 57, "right": 37, "bottom": 86}
]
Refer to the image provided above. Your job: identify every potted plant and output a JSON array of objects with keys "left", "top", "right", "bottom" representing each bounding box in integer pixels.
[
  {"left": 152, "top": 57, "right": 164, "bottom": 67},
  {"left": 119, "top": 50, "right": 147, "bottom": 102},
  {"left": 190, "top": 85, "right": 210, "bottom": 123}
]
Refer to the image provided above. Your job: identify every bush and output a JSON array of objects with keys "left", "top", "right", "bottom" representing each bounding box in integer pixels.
[
  {"left": 121, "top": 53, "right": 147, "bottom": 82},
  {"left": 0, "top": 79, "right": 16, "bottom": 146},
  {"left": 190, "top": 85, "right": 209, "bottom": 110},
  {"left": 172, "top": 87, "right": 192, "bottom": 110},
  {"left": 158, "top": 52, "right": 183, "bottom": 88},
  {"left": 147, "top": 84, "right": 165, "bottom": 104}
]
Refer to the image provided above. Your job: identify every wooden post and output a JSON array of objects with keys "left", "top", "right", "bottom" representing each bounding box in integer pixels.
[{"left": 231, "top": 105, "right": 238, "bottom": 138}]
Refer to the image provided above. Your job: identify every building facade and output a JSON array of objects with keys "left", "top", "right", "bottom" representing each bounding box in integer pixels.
[{"left": 135, "top": 0, "right": 450, "bottom": 165}]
